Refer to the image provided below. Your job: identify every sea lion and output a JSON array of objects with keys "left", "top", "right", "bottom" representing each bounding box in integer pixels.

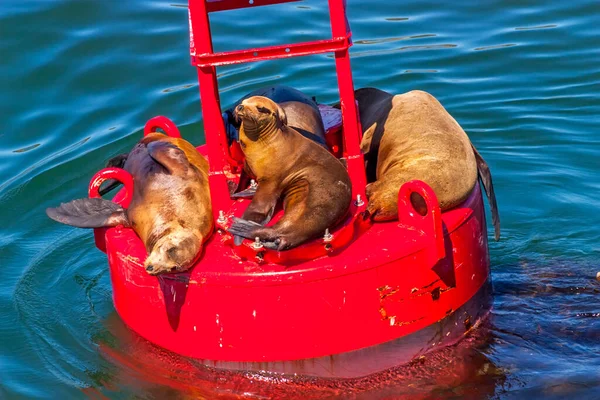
[
  {"left": 46, "top": 133, "right": 213, "bottom": 274},
  {"left": 223, "top": 84, "right": 326, "bottom": 146},
  {"left": 223, "top": 85, "right": 328, "bottom": 198},
  {"left": 356, "top": 87, "right": 500, "bottom": 240},
  {"left": 226, "top": 96, "right": 352, "bottom": 250}
]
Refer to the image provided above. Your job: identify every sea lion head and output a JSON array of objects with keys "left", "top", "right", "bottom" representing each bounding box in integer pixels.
[
  {"left": 144, "top": 229, "right": 201, "bottom": 275},
  {"left": 234, "top": 96, "right": 287, "bottom": 139}
]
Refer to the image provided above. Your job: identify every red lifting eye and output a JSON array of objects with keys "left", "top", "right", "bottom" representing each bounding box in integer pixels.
[
  {"left": 398, "top": 180, "right": 445, "bottom": 265},
  {"left": 88, "top": 167, "right": 134, "bottom": 209},
  {"left": 144, "top": 116, "right": 182, "bottom": 138}
]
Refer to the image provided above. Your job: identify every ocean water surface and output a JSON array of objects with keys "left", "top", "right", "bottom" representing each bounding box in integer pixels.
[{"left": 1, "top": 0, "right": 599, "bottom": 398}]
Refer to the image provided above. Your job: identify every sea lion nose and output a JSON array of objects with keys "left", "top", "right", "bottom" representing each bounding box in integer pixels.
[
  {"left": 236, "top": 104, "right": 244, "bottom": 113},
  {"left": 146, "top": 265, "right": 154, "bottom": 272}
]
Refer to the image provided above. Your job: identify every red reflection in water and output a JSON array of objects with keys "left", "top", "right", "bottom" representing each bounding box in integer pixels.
[{"left": 85, "top": 312, "right": 505, "bottom": 399}]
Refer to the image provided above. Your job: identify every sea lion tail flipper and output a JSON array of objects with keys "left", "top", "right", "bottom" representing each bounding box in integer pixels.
[
  {"left": 472, "top": 144, "right": 500, "bottom": 241},
  {"left": 46, "top": 198, "right": 129, "bottom": 228},
  {"left": 147, "top": 141, "right": 190, "bottom": 175},
  {"left": 98, "top": 153, "right": 129, "bottom": 196}
]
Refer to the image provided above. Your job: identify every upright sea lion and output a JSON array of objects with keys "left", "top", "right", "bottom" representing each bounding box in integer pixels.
[
  {"left": 223, "top": 85, "right": 328, "bottom": 198},
  {"left": 223, "top": 84, "right": 326, "bottom": 146},
  {"left": 227, "top": 96, "right": 352, "bottom": 250},
  {"left": 46, "top": 133, "right": 213, "bottom": 274},
  {"left": 356, "top": 87, "right": 500, "bottom": 240}
]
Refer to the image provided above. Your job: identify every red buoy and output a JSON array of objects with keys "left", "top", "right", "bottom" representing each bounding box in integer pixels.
[{"left": 87, "top": 0, "right": 494, "bottom": 379}]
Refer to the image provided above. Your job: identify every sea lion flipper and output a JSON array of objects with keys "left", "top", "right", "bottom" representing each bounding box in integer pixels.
[
  {"left": 471, "top": 144, "right": 500, "bottom": 241},
  {"left": 106, "top": 153, "right": 129, "bottom": 168},
  {"left": 98, "top": 180, "right": 122, "bottom": 196},
  {"left": 147, "top": 141, "right": 190, "bottom": 175},
  {"left": 46, "top": 198, "right": 129, "bottom": 228},
  {"left": 231, "top": 186, "right": 257, "bottom": 199},
  {"left": 228, "top": 217, "right": 262, "bottom": 244},
  {"left": 98, "top": 153, "right": 130, "bottom": 196},
  {"left": 230, "top": 166, "right": 257, "bottom": 198},
  {"left": 228, "top": 218, "right": 285, "bottom": 249}
]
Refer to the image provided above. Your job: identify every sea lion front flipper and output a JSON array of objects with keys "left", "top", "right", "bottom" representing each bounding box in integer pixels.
[
  {"left": 230, "top": 166, "right": 256, "bottom": 198},
  {"left": 230, "top": 186, "right": 257, "bottom": 199},
  {"left": 106, "top": 153, "right": 129, "bottom": 168},
  {"left": 46, "top": 198, "right": 129, "bottom": 228},
  {"left": 147, "top": 141, "right": 190, "bottom": 175},
  {"left": 471, "top": 144, "right": 500, "bottom": 241},
  {"left": 229, "top": 181, "right": 279, "bottom": 245},
  {"left": 99, "top": 180, "right": 123, "bottom": 196},
  {"left": 228, "top": 218, "right": 285, "bottom": 249},
  {"left": 228, "top": 217, "right": 263, "bottom": 245},
  {"left": 98, "top": 153, "right": 129, "bottom": 196}
]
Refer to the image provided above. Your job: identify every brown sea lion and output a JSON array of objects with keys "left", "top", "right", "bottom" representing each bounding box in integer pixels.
[
  {"left": 223, "top": 85, "right": 328, "bottom": 198},
  {"left": 226, "top": 96, "right": 352, "bottom": 250},
  {"left": 356, "top": 87, "right": 500, "bottom": 240},
  {"left": 223, "top": 84, "right": 326, "bottom": 146},
  {"left": 46, "top": 133, "right": 213, "bottom": 274}
]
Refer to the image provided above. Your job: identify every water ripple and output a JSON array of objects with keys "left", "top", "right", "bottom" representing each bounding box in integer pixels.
[{"left": 2, "top": 0, "right": 600, "bottom": 398}]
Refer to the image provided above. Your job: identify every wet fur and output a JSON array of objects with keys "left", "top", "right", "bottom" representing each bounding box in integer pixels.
[
  {"left": 227, "top": 96, "right": 352, "bottom": 250},
  {"left": 224, "top": 85, "right": 328, "bottom": 196},
  {"left": 356, "top": 87, "right": 500, "bottom": 239},
  {"left": 46, "top": 133, "right": 213, "bottom": 274}
]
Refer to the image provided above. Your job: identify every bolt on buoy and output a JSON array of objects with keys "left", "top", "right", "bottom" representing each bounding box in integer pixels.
[
  {"left": 217, "top": 210, "right": 226, "bottom": 224},
  {"left": 355, "top": 194, "right": 364, "bottom": 207},
  {"left": 250, "top": 179, "right": 258, "bottom": 189},
  {"left": 252, "top": 237, "right": 263, "bottom": 250},
  {"left": 323, "top": 228, "right": 333, "bottom": 243}
]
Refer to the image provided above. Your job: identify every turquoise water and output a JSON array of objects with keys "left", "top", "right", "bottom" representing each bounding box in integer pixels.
[{"left": 2, "top": 0, "right": 599, "bottom": 398}]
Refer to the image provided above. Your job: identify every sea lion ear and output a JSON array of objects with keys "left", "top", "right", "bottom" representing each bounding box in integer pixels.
[{"left": 275, "top": 104, "right": 287, "bottom": 126}]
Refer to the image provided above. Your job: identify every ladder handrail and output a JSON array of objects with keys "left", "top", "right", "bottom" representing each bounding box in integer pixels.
[
  {"left": 205, "top": 0, "right": 300, "bottom": 13},
  {"left": 188, "top": 0, "right": 366, "bottom": 221}
]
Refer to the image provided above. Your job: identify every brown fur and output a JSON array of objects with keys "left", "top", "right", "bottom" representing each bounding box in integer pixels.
[
  {"left": 47, "top": 132, "right": 213, "bottom": 274},
  {"left": 232, "top": 94, "right": 327, "bottom": 196},
  {"left": 124, "top": 133, "right": 213, "bottom": 274},
  {"left": 279, "top": 101, "right": 326, "bottom": 145},
  {"left": 229, "top": 96, "right": 351, "bottom": 250},
  {"left": 356, "top": 88, "right": 478, "bottom": 221}
]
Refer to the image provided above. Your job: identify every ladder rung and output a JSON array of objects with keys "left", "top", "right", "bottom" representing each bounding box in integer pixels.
[
  {"left": 206, "top": 0, "right": 300, "bottom": 13},
  {"left": 193, "top": 36, "right": 351, "bottom": 68}
]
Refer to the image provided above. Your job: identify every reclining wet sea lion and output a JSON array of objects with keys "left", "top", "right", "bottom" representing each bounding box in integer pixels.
[
  {"left": 46, "top": 133, "right": 213, "bottom": 274},
  {"left": 355, "top": 87, "right": 500, "bottom": 240},
  {"left": 227, "top": 96, "right": 352, "bottom": 250}
]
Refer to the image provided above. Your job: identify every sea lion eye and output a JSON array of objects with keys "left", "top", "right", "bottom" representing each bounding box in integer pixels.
[{"left": 256, "top": 106, "right": 271, "bottom": 114}]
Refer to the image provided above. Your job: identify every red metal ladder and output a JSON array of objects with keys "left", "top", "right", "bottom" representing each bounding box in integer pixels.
[{"left": 188, "top": 0, "right": 366, "bottom": 221}]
